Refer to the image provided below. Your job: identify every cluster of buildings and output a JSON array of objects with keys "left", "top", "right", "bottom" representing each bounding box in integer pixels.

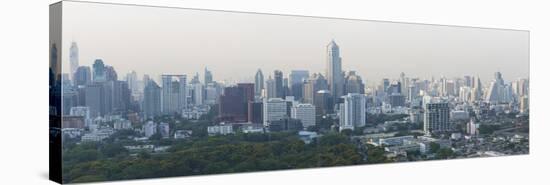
[
  {"left": 359, "top": 135, "right": 452, "bottom": 157},
  {"left": 211, "top": 40, "right": 367, "bottom": 133},
  {"left": 59, "top": 39, "right": 529, "bottom": 144}
]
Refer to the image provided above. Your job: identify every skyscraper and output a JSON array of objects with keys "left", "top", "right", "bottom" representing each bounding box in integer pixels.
[
  {"left": 204, "top": 67, "right": 213, "bottom": 85},
  {"left": 109, "top": 80, "right": 131, "bottom": 114},
  {"left": 248, "top": 101, "right": 263, "bottom": 124},
  {"left": 204, "top": 82, "right": 221, "bottom": 105},
  {"left": 104, "top": 66, "right": 118, "bottom": 82},
  {"left": 62, "top": 88, "right": 78, "bottom": 115},
  {"left": 254, "top": 69, "right": 264, "bottom": 99},
  {"left": 69, "top": 42, "right": 79, "bottom": 80},
  {"left": 399, "top": 72, "right": 408, "bottom": 96},
  {"left": 485, "top": 72, "right": 512, "bottom": 103},
  {"left": 143, "top": 80, "right": 161, "bottom": 119},
  {"left": 92, "top": 59, "right": 106, "bottom": 82},
  {"left": 274, "top": 70, "right": 284, "bottom": 98},
  {"left": 289, "top": 70, "right": 309, "bottom": 101},
  {"left": 238, "top": 83, "right": 255, "bottom": 104},
  {"left": 161, "top": 75, "right": 187, "bottom": 114},
  {"left": 344, "top": 71, "right": 365, "bottom": 94},
  {"left": 265, "top": 76, "right": 277, "bottom": 99},
  {"left": 219, "top": 86, "right": 248, "bottom": 122},
  {"left": 339, "top": 93, "right": 366, "bottom": 131},
  {"left": 423, "top": 101, "right": 450, "bottom": 135},
  {"left": 464, "top": 75, "right": 473, "bottom": 88},
  {"left": 472, "top": 76, "right": 483, "bottom": 101},
  {"left": 520, "top": 95, "right": 529, "bottom": 114},
  {"left": 303, "top": 73, "right": 329, "bottom": 104},
  {"left": 291, "top": 103, "right": 316, "bottom": 128},
  {"left": 73, "top": 66, "right": 91, "bottom": 86},
  {"left": 191, "top": 83, "right": 204, "bottom": 106},
  {"left": 314, "top": 90, "right": 333, "bottom": 115},
  {"left": 84, "top": 83, "right": 105, "bottom": 117},
  {"left": 326, "top": 40, "right": 344, "bottom": 102},
  {"left": 263, "top": 98, "right": 288, "bottom": 126},
  {"left": 126, "top": 71, "right": 138, "bottom": 95},
  {"left": 381, "top": 78, "right": 390, "bottom": 93}
]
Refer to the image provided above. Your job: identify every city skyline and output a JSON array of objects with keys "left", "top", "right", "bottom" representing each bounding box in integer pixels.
[
  {"left": 51, "top": 2, "right": 529, "bottom": 183},
  {"left": 61, "top": 1, "right": 528, "bottom": 85}
]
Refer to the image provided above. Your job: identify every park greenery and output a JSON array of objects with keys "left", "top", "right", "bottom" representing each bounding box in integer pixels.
[{"left": 62, "top": 130, "right": 390, "bottom": 183}]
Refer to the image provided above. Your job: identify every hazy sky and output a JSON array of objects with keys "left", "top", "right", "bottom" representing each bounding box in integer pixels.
[{"left": 61, "top": 1, "right": 529, "bottom": 86}]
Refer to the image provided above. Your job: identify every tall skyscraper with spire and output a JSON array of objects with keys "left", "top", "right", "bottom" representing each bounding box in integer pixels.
[
  {"left": 254, "top": 69, "right": 264, "bottom": 99},
  {"left": 69, "top": 42, "right": 79, "bottom": 80},
  {"left": 326, "top": 40, "right": 344, "bottom": 102}
]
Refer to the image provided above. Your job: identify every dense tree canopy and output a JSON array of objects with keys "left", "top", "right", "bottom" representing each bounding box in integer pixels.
[{"left": 62, "top": 131, "right": 372, "bottom": 183}]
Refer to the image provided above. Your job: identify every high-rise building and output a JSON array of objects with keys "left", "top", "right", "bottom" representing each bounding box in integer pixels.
[
  {"left": 238, "top": 83, "right": 254, "bottom": 104},
  {"left": 104, "top": 66, "right": 118, "bottom": 82},
  {"left": 143, "top": 80, "right": 161, "bottom": 119},
  {"left": 143, "top": 74, "right": 151, "bottom": 86},
  {"left": 389, "top": 94, "right": 405, "bottom": 107},
  {"left": 407, "top": 79, "right": 420, "bottom": 102},
  {"left": 520, "top": 95, "right": 529, "bottom": 114},
  {"left": 69, "top": 42, "right": 79, "bottom": 80},
  {"left": 291, "top": 104, "right": 316, "bottom": 128},
  {"left": 109, "top": 80, "right": 131, "bottom": 114},
  {"left": 326, "top": 40, "right": 344, "bottom": 102},
  {"left": 399, "top": 72, "right": 408, "bottom": 96},
  {"left": 464, "top": 75, "right": 473, "bottom": 88},
  {"left": 289, "top": 70, "right": 309, "bottom": 101},
  {"left": 161, "top": 75, "right": 187, "bottom": 114},
  {"left": 217, "top": 83, "right": 255, "bottom": 122},
  {"left": 495, "top": 72, "right": 504, "bottom": 85},
  {"left": 485, "top": 72, "right": 513, "bottom": 103},
  {"left": 126, "top": 71, "right": 139, "bottom": 95},
  {"left": 472, "top": 76, "right": 483, "bottom": 101},
  {"left": 84, "top": 83, "right": 105, "bottom": 117},
  {"left": 274, "top": 70, "right": 284, "bottom": 98},
  {"left": 191, "top": 83, "right": 204, "bottom": 106},
  {"left": 248, "top": 101, "right": 263, "bottom": 124},
  {"left": 459, "top": 86, "right": 473, "bottom": 103},
  {"left": 303, "top": 73, "right": 329, "bottom": 104},
  {"left": 382, "top": 78, "right": 390, "bottom": 93},
  {"left": 388, "top": 81, "right": 402, "bottom": 94},
  {"left": 92, "top": 59, "right": 106, "bottom": 82},
  {"left": 314, "top": 90, "right": 333, "bottom": 115},
  {"left": 62, "top": 89, "right": 78, "bottom": 115},
  {"left": 518, "top": 78, "right": 529, "bottom": 97},
  {"left": 204, "top": 83, "right": 221, "bottom": 105},
  {"left": 423, "top": 101, "right": 450, "bottom": 135},
  {"left": 344, "top": 71, "right": 365, "bottom": 94},
  {"left": 219, "top": 86, "right": 247, "bottom": 122},
  {"left": 204, "top": 67, "right": 213, "bottom": 85},
  {"left": 265, "top": 76, "right": 277, "bottom": 99},
  {"left": 283, "top": 77, "right": 290, "bottom": 99},
  {"left": 73, "top": 66, "right": 91, "bottom": 86},
  {"left": 254, "top": 69, "right": 264, "bottom": 99},
  {"left": 339, "top": 93, "right": 366, "bottom": 131},
  {"left": 263, "top": 98, "right": 288, "bottom": 126}
]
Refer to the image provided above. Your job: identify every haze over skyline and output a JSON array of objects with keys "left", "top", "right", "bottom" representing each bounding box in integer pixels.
[{"left": 61, "top": 1, "right": 529, "bottom": 85}]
